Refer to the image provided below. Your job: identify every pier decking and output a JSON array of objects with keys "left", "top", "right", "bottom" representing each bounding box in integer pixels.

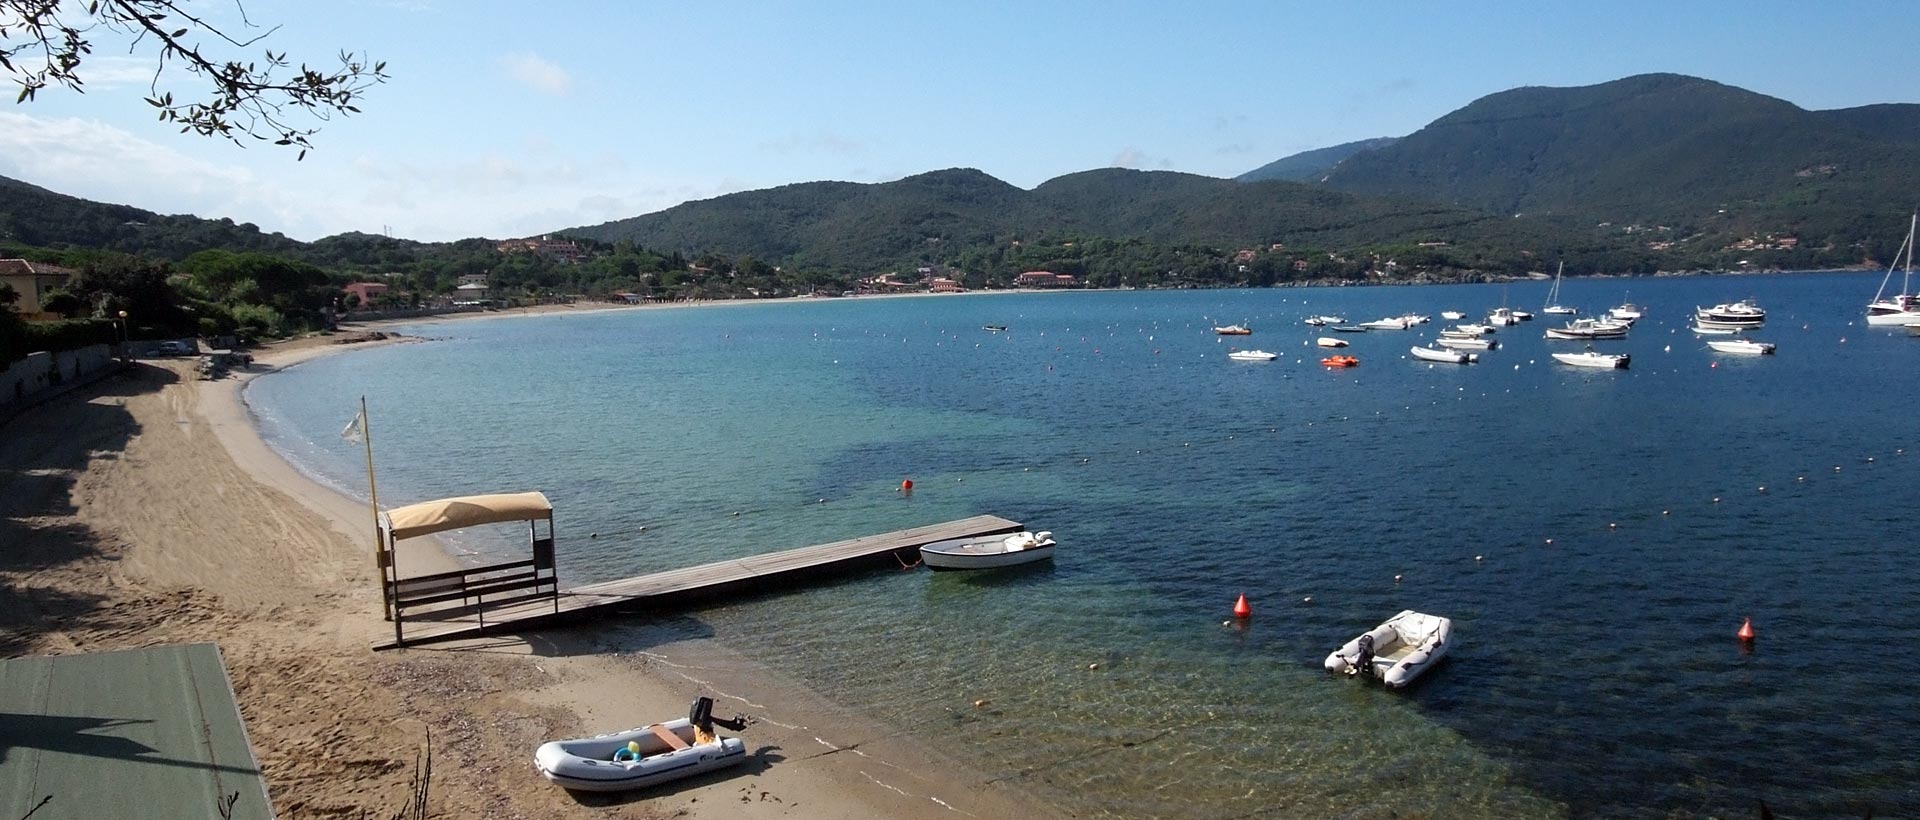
[{"left": 372, "top": 514, "right": 1021, "bottom": 650}]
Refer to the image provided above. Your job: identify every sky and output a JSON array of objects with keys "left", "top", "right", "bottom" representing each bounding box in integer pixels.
[{"left": 3, "top": 0, "right": 1918, "bottom": 243}]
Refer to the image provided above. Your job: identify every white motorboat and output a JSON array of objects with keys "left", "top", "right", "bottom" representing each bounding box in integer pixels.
[
  {"left": 1410, "top": 345, "right": 1476, "bottom": 364},
  {"left": 920, "top": 530, "right": 1055, "bottom": 570},
  {"left": 1487, "top": 307, "right": 1520, "bottom": 326},
  {"left": 1324, "top": 610, "right": 1453, "bottom": 689},
  {"left": 1543, "top": 262, "right": 1577, "bottom": 314},
  {"left": 1609, "top": 301, "right": 1644, "bottom": 320},
  {"left": 1544, "top": 317, "right": 1630, "bottom": 340},
  {"left": 1452, "top": 323, "right": 1495, "bottom": 335},
  {"left": 1553, "top": 349, "right": 1630, "bottom": 369},
  {"left": 1402, "top": 313, "right": 1432, "bottom": 325},
  {"left": 1691, "top": 324, "right": 1740, "bottom": 335},
  {"left": 1435, "top": 336, "right": 1496, "bottom": 351},
  {"left": 1867, "top": 214, "right": 1920, "bottom": 326},
  {"left": 1440, "top": 311, "right": 1465, "bottom": 320},
  {"left": 1696, "top": 299, "right": 1766, "bottom": 326},
  {"left": 535, "top": 698, "right": 749, "bottom": 792},
  {"left": 1228, "top": 349, "right": 1278, "bottom": 361},
  {"left": 1315, "top": 337, "right": 1350, "bottom": 348},
  {"left": 1304, "top": 315, "right": 1347, "bottom": 326},
  {"left": 1329, "top": 324, "right": 1369, "bottom": 333},
  {"left": 1214, "top": 324, "right": 1252, "bottom": 335},
  {"left": 1707, "top": 339, "right": 1776, "bottom": 355},
  {"left": 1511, "top": 309, "right": 1534, "bottom": 321},
  {"left": 1360, "top": 316, "right": 1412, "bottom": 330}
]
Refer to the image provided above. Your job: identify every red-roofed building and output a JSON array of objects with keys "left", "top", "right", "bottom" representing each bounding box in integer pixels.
[{"left": 343, "top": 282, "right": 390, "bottom": 309}]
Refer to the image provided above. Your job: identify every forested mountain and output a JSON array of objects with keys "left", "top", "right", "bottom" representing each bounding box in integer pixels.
[
  {"left": 0, "top": 174, "right": 307, "bottom": 258},
  {"left": 1313, "top": 74, "right": 1920, "bottom": 237},
  {"left": 1235, "top": 137, "right": 1401, "bottom": 183}
]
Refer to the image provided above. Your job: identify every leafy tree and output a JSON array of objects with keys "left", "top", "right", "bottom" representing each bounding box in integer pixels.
[
  {"left": 1, "top": 0, "right": 386, "bottom": 156},
  {"left": 0, "top": 281, "right": 16, "bottom": 307}
]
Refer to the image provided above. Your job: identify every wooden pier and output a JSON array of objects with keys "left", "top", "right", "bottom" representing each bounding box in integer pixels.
[{"left": 372, "top": 514, "right": 1021, "bottom": 650}]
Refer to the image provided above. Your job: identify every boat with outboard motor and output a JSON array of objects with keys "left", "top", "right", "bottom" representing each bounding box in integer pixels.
[
  {"left": 1707, "top": 339, "right": 1776, "bottom": 355},
  {"left": 1316, "top": 337, "right": 1349, "bottom": 348},
  {"left": 1435, "top": 336, "right": 1497, "bottom": 351},
  {"left": 1552, "top": 348, "right": 1630, "bottom": 369},
  {"left": 1214, "top": 324, "right": 1252, "bottom": 335},
  {"left": 1324, "top": 610, "right": 1453, "bottom": 688},
  {"left": 1228, "top": 349, "right": 1278, "bottom": 361},
  {"left": 1321, "top": 355, "right": 1360, "bottom": 368},
  {"left": 1544, "top": 317, "right": 1630, "bottom": 340},
  {"left": 1304, "top": 315, "right": 1347, "bottom": 326},
  {"left": 1410, "top": 345, "right": 1476, "bottom": 364},
  {"left": 535, "top": 697, "right": 750, "bottom": 792}
]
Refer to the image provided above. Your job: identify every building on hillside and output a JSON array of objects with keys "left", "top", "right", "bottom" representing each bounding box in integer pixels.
[
  {"left": 457, "top": 273, "right": 489, "bottom": 287},
  {"left": 453, "top": 282, "right": 492, "bottom": 304},
  {"left": 343, "top": 282, "right": 390, "bottom": 308},
  {"left": 495, "top": 235, "right": 587, "bottom": 263},
  {"left": 0, "top": 259, "right": 77, "bottom": 320},
  {"left": 929, "top": 277, "right": 964, "bottom": 293},
  {"left": 1016, "top": 271, "right": 1077, "bottom": 288}
]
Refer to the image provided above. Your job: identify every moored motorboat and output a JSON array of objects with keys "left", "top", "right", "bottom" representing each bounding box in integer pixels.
[
  {"left": 1695, "top": 299, "right": 1766, "bottom": 326},
  {"left": 1609, "top": 301, "right": 1644, "bottom": 320},
  {"left": 983, "top": 324, "right": 1008, "bottom": 332},
  {"left": 1228, "top": 349, "right": 1278, "bottom": 361},
  {"left": 1544, "top": 317, "right": 1630, "bottom": 340},
  {"left": 1315, "top": 337, "right": 1349, "bottom": 348},
  {"left": 1511, "top": 309, "right": 1534, "bottom": 321},
  {"left": 1329, "top": 325, "right": 1369, "bottom": 333},
  {"left": 1214, "top": 324, "right": 1252, "bottom": 335},
  {"left": 1451, "top": 323, "right": 1495, "bottom": 335},
  {"left": 1410, "top": 345, "right": 1476, "bottom": 364},
  {"left": 1321, "top": 355, "right": 1360, "bottom": 368},
  {"left": 1487, "top": 307, "right": 1519, "bottom": 326},
  {"left": 920, "top": 530, "right": 1056, "bottom": 570},
  {"left": 1304, "top": 315, "right": 1347, "bottom": 326},
  {"left": 1552, "top": 349, "right": 1630, "bottom": 369},
  {"left": 1440, "top": 311, "right": 1465, "bottom": 320},
  {"left": 1691, "top": 324, "right": 1740, "bottom": 335},
  {"left": 1360, "top": 316, "right": 1412, "bottom": 330},
  {"left": 1435, "top": 335, "right": 1496, "bottom": 351},
  {"left": 1707, "top": 339, "right": 1776, "bottom": 355},
  {"left": 535, "top": 698, "right": 749, "bottom": 792},
  {"left": 1324, "top": 610, "right": 1453, "bottom": 688}
]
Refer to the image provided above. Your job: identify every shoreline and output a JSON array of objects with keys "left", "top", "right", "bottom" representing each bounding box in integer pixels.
[{"left": 220, "top": 325, "right": 1068, "bottom": 817}]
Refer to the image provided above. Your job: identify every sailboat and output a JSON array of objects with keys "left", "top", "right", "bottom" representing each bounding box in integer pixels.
[
  {"left": 1866, "top": 213, "right": 1920, "bottom": 326},
  {"left": 1543, "top": 262, "right": 1577, "bottom": 315}
]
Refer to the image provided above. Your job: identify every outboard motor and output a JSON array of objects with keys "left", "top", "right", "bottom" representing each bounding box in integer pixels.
[
  {"left": 1351, "top": 634, "right": 1376, "bottom": 677},
  {"left": 689, "top": 696, "right": 748, "bottom": 737}
]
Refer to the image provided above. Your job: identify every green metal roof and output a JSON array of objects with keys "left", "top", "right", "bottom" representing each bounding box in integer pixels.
[{"left": 0, "top": 643, "right": 275, "bottom": 819}]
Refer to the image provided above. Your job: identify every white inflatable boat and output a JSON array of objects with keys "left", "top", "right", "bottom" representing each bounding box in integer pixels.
[
  {"left": 1324, "top": 610, "right": 1452, "bottom": 688},
  {"left": 535, "top": 698, "right": 749, "bottom": 792}
]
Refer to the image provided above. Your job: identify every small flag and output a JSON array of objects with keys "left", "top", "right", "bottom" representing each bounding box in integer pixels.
[{"left": 341, "top": 409, "right": 366, "bottom": 443}]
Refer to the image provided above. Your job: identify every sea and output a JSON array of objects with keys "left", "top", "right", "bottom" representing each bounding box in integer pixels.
[{"left": 249, "top": 272, "right": 1920, "bottom": 819}]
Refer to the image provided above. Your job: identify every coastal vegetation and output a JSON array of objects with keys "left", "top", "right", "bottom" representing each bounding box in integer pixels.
[{"left": 4, "top": 72, "right": 1917, "bottom": 364}]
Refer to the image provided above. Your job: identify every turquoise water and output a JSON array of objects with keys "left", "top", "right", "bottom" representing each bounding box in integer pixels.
[{"left": 251, "top": 274, "right": 1920, "bottom": 818}]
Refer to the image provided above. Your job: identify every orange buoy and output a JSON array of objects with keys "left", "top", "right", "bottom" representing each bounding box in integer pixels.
[
  {"left": 1738, "top": 617, "right": 1756, "bottom": 642},
  {"left": 902, "top": 478, "right": 914, "bottom": 491},
  {"left": 1232, "top": 594, "right": 1252, "bottom": 619}
]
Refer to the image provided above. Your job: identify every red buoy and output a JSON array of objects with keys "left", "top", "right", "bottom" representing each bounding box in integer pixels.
[
  {"left": 1738, "top": 617, "right": 1756, "bottom": 642},
  {"left": 901, "top": 479, "right": 914, "bottom": 491},
  {"left": 1233, "top": 594, "right": 1252, "bottom": 619}
]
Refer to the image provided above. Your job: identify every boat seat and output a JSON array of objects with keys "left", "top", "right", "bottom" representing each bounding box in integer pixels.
[{"left": 649, "top": 724, "right": 690, "bottom": 751}]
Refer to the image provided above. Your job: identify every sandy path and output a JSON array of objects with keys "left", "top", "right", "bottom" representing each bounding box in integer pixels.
[{"left": 1, "top": 343, "right": 1065, "bottom": 819}]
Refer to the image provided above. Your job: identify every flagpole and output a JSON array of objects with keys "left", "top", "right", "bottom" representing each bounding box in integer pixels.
[{"left": 359, "top": 396, "right": 389, "bottom": 619}]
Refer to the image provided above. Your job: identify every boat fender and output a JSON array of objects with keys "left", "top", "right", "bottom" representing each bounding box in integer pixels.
[{"left": 612, "top": 741, "right": 642, "bottom": 762}]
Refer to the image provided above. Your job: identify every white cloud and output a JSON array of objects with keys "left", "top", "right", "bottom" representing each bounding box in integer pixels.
[
  {"left": 79, "top": 56, "right": 160, "bottom": 90},
  {"left": 1110, "top": 147, "right": 1149, "bottom": 168},
  {"left": 502, "top": 52, "right": 573, "bottom": 95}
]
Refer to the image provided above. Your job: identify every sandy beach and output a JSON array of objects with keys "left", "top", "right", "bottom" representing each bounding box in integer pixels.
[{"left": 0, "top": 302, "right": 1066, "bottom": 819}]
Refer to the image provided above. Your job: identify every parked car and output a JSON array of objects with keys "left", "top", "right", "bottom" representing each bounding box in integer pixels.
[{"left": 156, "top": 341, "right": 193, "bottom": 356}]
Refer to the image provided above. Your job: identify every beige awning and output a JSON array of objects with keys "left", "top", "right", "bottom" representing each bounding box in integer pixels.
[{"left": 383, "top": 491, "right": 553, "bottom": 541}]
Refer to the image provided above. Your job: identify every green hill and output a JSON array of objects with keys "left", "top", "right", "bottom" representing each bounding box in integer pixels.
[
  {"left": 1236, "top": 137, "right": 1401, "bottom": 183},
  {"left": 1316, "top": 73, "right": 1920, "bottom": 234}
]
